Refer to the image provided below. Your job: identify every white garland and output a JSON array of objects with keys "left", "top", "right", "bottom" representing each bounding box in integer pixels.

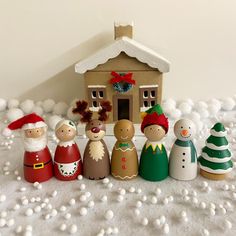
[
  {"left": 199, "top": 163, "right": 233, "bottom": 174},
  {"left": 210, "top": 129, "right": 227, "bottom": 137},
  {"left": 201, "top": 151, "right": 231, "bottom": 163},
  {"left": 206, "top": 142, "right": 229, "bottom": 150}
]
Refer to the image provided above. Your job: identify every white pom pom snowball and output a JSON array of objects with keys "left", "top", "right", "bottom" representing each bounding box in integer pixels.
[
  {"left": 208, "top": 98, "right": 221, "bottom": 111},
  {"left": 170, "top": 109, "right": 182, "bottom": 120},
  {"left": 66, "top": 107, "right": 80, "bottom": 121},
  {"left": 20, "top": 100, "right": 34, "bottom": 114},
  {"left": 162, "top": 98, "right": 176, "bottom": 114},
  {"left": 7, "top": 99, "right": 19, "bottom": 109},
  {"left": 186, "top": 111, "right": 201, "bottom": 122},
  {"left": 6, "top": 108, "right": 24, "bottom": 122},
  {"left": 178, "top": 102, "right": 192, "bottom": 114},
  {"left": 221, "top": 98, "right": 235, "bottom": 111},
  {"left": 31, "top": 106, "right": 43, "bottom": 116},
  {"left": 194, "top": 101, "right": 208, "bottom": 111},
  {"left": 42, "top": 99, "right": 55, "bottom": 113},
  {"left": 53, "top": 102, "right": 68, "bottom": 116},
  {"left": 47, "top": 115, "right": 63, "bottom": 130},
  {"left": 0, "top": 98, "right": 7, "bottom": 111}
]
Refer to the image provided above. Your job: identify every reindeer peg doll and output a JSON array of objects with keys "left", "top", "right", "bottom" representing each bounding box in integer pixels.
[{"left": 73, "top": 100, "right": 112, "bottom": 180}]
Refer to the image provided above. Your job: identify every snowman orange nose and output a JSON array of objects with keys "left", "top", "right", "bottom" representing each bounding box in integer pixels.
[{"left": 181, "top": 129, "right": 188, "bottom": 136}]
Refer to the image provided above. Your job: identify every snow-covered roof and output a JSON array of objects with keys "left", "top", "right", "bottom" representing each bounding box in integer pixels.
[{"left": 75, "top": 36, "right": 170, "bottom": 74}]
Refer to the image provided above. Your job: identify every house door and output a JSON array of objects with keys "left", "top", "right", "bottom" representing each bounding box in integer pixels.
[{"left": 113, "top": 95, "right": 133, "bottom": 121}]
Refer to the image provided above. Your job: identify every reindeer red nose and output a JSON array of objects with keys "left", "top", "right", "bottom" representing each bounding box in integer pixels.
[{"left": 91, "top": 127, "right": 100, "bottom": 133}]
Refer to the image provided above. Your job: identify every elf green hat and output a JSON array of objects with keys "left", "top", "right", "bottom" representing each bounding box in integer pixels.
[{"left": 145, "top": 104, "right": 163, "bottom": 115}]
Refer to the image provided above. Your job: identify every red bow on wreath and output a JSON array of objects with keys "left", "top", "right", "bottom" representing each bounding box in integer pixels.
[{"left": 110, "top": 71, "right": 135, "bottom": 85}]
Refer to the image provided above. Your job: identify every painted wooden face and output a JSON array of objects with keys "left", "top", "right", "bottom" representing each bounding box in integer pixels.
[
  {"left": 174, "top": 119, "right": 196, "bottom": 141},
  {"left": 56, "top": 124, "right": 76, "bottom": 142},
  {"left": 85, "top": 119, "right": 106, "bottom": 141},
  {"left": 114, "top": 119, "right": 134, "bottom": 141},
  {"left": 144, "top": 124, "right": 166, "bottom": 142},
  {"left": 24, "top": 127, "right": 45, "bottom": 138}
]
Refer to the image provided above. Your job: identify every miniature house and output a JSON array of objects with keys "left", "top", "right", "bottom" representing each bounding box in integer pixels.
[{"left": 75, "top": 23, "right": 170, "bottom": 123}]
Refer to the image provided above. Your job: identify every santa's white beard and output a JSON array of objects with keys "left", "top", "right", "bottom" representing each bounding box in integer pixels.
[{"left": 22, "top": 134, "right": 47, "bottom": 152}]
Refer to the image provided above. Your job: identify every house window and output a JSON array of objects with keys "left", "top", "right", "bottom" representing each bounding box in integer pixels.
[
  {"left": 88, "top": 86, "right": 106, "bottom": 108},
  {"left": 139, "top": 85, "right": 158, "bottom": 110}
]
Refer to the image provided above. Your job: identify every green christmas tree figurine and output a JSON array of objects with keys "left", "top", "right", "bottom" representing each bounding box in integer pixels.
[{"left": 199, "top": 122, "right": 233, "bottom": 180}]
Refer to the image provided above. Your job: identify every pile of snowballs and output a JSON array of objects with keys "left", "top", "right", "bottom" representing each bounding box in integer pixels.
[{"left": 0, "top": 96, "right": 235, "bottom": 133}]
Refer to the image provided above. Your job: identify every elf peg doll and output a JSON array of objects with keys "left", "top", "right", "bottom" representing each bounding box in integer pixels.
[
  {"left": 139, "top": 104, "right": 169, "bottom": 181},
  {"left": 54, "top": 119, "right": 82, "bottom": 181},
  {"left": 111, "top": 119, "right": 138, "bottom": 180},
  {"left": 73, "top": 100, "right": 111, "bottom": 180},
  {"left": 5, "top": 113, "right": 53, "bottom": 183}
]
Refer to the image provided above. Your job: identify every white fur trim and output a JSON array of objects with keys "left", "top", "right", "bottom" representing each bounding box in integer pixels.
[
  {"left": 210, "top": 129, "right": 227, "bottom": 137},
  {"left": 201, "top": 152, "right": 231, "bottom": 163},
  {"left": 58, "top": 140, "right": 75, "bottom": 147},
  {"left": 22, "top": 121, "right": 47, "bottom": 130},
  {"left": 206, "top": 142, "right": 229, "bottom": 150},
  {"left": 55, "top": 119, "right": 76, "bottom": 131},
  {"left": 199, "top": 164, "right": 233, "bottom": 174}
]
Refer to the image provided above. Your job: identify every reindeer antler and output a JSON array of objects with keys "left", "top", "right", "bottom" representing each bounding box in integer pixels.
[
  {"left": 72, "top": 100, "right": 93, "bottom": 123},
  {"left": 98, "top": 100, "right": 112, "bottom": 121}
]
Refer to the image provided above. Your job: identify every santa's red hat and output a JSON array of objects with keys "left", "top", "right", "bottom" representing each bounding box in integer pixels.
[
  {"left": 141, "top": 104, "right": 169, "bottom": 133},
  {"left": 3, "top": 113, "right": 47, "bottom": 136}
]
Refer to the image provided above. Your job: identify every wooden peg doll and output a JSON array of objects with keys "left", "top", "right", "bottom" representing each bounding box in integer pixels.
[
  {"left": 198, "top": 122, "right": 233, "bottom": 180},
  {"left": 6, "top": 113, "right": 53, "bottom": 183},
  {"left": 54, "top": 119, "right": 82, "bottom": 181},
  {"left": 139, "top": 104, "right": 169, "bottom": 181},
  {"left": 169, "top": 119, "right": 198, "bottom": 181},
  {"left": 111, "top": 119, "right": 138, "bottom": 180},
  {"left": 73, "top": 100, "right": 111, "bottom": 180}
]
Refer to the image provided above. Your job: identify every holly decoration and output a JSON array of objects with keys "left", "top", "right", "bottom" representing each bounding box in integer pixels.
[
  {"left": 110, "top": 71, "right": 135, "bottom": 93},
  {"left": 198, "top": 123, "right": 233, "bottom": 176}
]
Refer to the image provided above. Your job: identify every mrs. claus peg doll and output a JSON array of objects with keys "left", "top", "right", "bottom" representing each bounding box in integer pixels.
[
  {"left": 139, "top": 104, "right": 169, "bottom": 181},
  {"left": 5, "top": 113, "right": 53, "bottom": 183},
  {"left": 111, "top": 119, "right": 138, "bottom": 180},
  {"left": 54, "top": 119, "right": 82, "bottom": 181},
  {"left": 73, "top": 100, "right": 111, "bottom": 180}
]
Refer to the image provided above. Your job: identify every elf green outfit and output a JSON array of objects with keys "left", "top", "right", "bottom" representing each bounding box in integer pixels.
[{"left": 139, "top": 104, "right": 169, "bottom": 181}]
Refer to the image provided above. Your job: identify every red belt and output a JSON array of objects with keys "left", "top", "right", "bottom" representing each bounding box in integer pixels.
[{"left": 24, "top": 159, "right": 52, "bottom": 169}]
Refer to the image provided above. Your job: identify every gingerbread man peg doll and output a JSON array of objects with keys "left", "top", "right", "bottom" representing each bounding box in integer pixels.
[{"left": 111, "top": 119, "right": 138, "bottom": 180}]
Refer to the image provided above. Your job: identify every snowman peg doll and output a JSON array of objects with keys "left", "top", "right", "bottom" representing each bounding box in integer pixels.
[
  {"left": 54, "top": 119, "right": 82, "bottom": 181},
  {"left": 5, "top": 113, "right": 53, "bottom": 183},
  {"left": 169, "top": 119, "right": 198, "bottom": 181},
  {"left": 139, "top": 104, "right": 169, "bottom": 181},
  {"left": 73, "top": 100, "right": 111, "bottom": 180},
  {"left": 111, "top": 119, "right": 138, "bottom": 180}
]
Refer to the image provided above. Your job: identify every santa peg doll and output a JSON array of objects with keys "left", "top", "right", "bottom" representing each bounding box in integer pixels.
[
  {"left": 54, "top": 119, "right": 82, "bottom": 181},
  {"left": 5, "top": 113, "right": 53, "bottom": 183}
]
